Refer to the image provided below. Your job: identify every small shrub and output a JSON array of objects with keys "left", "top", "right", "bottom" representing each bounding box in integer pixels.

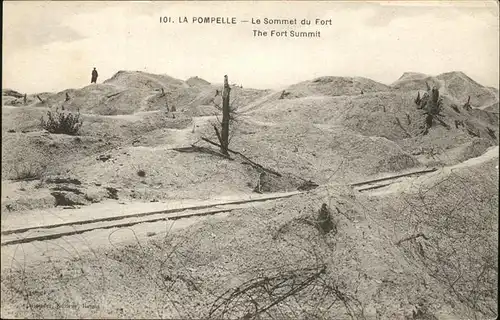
[
  {"left": 463, "top": 96, "right": 472, "bottom": 111},
  {"left": 137, "top": 170, "right": 146, "bottom": 177},
  {"left": 41, "top": 107, "right": 83, "bottom": 135},
  {"left": 414, "top": 92, "right": 421, "bottom": 105},
  {"left": 279, "top": 90, "right": 289, "bottom": 100},
  {"left": 426, "top": 87, "right": 443, "bottom": 116},
  {"left": 317, "top": 203, "right": 336, "bottom": 235},
  {"left": 11, "top": 163, "right": 46, "bottom": 181},
  {"left": 451, "top": 104, "right": 460, "bottom": 113},
  {"left": 420, "top": 86, "right": 445, "bottom": 135},
  {"left": 105, "top": 187, "right": 119, "bottom": 200},
  {"left": 486, "top": 127, "right": 496, "bottom": 139}
]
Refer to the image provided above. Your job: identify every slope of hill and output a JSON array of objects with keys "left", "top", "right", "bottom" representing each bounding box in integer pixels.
[
  {"left": 2, "top": 89, "right": 28, "bottom": 106},
  {"left": 2, "top": 70, "right": 498, "bottom": 210},
  {"left": 1, "top": 70, "right": 498, "bottom": 319},
  {"left": 392, "top": 71, "right": 499, "bottom": 108},
  {"left": 394, "top": 72, "right": 429, "bottom": 82},
  {"left": 14, "top": 71, "right": 271, "bottom": 117},
  {"left": 283, "top": 76, "right": 392, "bottom": 98},
  {"left": 186, "top": 76, "right": 211, "bottom": 87},
  {"left": 484, "top": 102, "right": 499, "bottom": 113},
  {"left": 103, "top": 70, "right": 187, "bottom": 91},
  {"left": 1, "top": 153, "right": 497, "bottom": 320}
]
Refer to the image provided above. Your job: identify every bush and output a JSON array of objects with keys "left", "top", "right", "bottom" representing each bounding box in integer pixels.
[
  {"left": 137, "top": 170, "right": 146, "bottom": 177},
  {"left": 11, "top": 163, "right": 46, "bottom": 181},
  {"left": 41, "top": 107, "right": 83, "bottom": 135},
  {"left": 425, "top": 87, "right": 443, "bottom": 116}
]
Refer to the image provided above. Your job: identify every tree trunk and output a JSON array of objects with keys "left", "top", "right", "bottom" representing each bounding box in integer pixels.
[{"left": 221, "top": 75, "right": 231, "bottom": 155}]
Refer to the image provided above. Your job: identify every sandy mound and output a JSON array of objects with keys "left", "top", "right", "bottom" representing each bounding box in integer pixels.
[
  {"left": 392, "top": 71, "right": 498, "bottom": 108},
  {"left": 2, "top": 89, "right": 37, "bottom": 106},
  {"left": 25, "top": 72, "right": 271, "bottom": 117},
  {"left": 1, "top": 106, "right": 47, "bottom": 133},
  {"left": 1, "top": 131, "right": 114, "bottom": 181},
  {"left": 34, "top": 84, "right": 150, "bottom": 115},
  {"left": 282, "top": 76, "right": 391, "bottom": 99},
  {"left": 394, "top": 72, "right": 430, "bottom": 82},
  {"left": 391, "top": 75, "right": 444, "bottom": 92},
  {"left": 186, "top": 76, "right": 211, "bottom": 87},
  {"left": 248, "top": 87, "right": 498, "bottom": 166},
  {"left": 2, "top": 89, "right": 24, "bottom": 98},
  {"left": 2, "top": 89, "right": 24, "bottom": 105},
  {"left": 1, "top": 69, "right": 498, "bottom": 319},
  {"left": 2, "top": 70, "right": 497, "bottom": 213},
  {"left": 436, "top": 71, "right": 498, "bottom": 108},
  {"left": 2, "top": 157, "right": 496, "bottom": 319},
  {"left": 193, "top": 117, "right": 422, "bottom": 184},
  {"left": 483, "top": 101, "right": 499, "bottom": 113},
  {"left": 103, "top": 70, "right": 187, "bottom": 91}
]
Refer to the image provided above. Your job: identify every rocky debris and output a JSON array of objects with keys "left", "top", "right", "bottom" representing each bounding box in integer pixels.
[
  {"left": 253, "top": 172, "right": 304, "bottom": 194},
  {"left": 44, "top": 177, "right": 82, "bottom": 185},
  {"left": 253, "top": 172, "right": 271, "bottom": 193},
  {"left": 105, "top": 187, "right": 119, "bottom": 200},
  {"left": 50, "top": 185, "right": 84, "bottom": 194},
  {"left": 2, "top": 89, "right": 24, "bottom": 98},
  {"left": 97, "top": 154, "right": 112, "bottom": 162},
  {"left": 317, "top": 203, "right": 336, "bottom": 235},
  {"left": 297, "top": 180, "right": 319, "bottom": 191},
  {"left": 2, "top": 195, "right": 56, "bottom": 212},
  {"left": 84, "top": 189, "right": 105, "bottom": 203},
  {"left": 51, "top": 191, "right": 87, "bottom": 206}
]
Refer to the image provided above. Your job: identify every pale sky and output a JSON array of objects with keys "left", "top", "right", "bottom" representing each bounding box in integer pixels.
[{"left": 3, "top": 1, "right": 499, "bottom": 94}]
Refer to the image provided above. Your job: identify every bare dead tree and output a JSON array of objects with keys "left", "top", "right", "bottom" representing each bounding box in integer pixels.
[
  {"left": 279, "top": 90, "right": 288, "bottom": 100},
  {"left": 486, "top": 127, "right": 496, "bottom": 139},
  {"left": 420, "top": 86, "right": 448, "bottom": 135},
  {"left": 215, "top": 75, "right": 231, "bottom": 155},
  {"left": 463, "top": 96, "right": 472, "bottom": 111},
  {"left": 414, "top": 92, "right": 421, "bottom": 105}
]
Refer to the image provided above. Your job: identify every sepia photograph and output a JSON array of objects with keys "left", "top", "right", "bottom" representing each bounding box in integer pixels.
[{"left": 1, "top": 1, "right": 499, "bottom": 319}]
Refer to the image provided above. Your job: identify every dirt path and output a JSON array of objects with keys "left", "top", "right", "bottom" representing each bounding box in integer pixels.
[
  {"left": 238, "top": 90, "right": 278, "bottom": 113},
  {"left": 0, "top": 191, "right": 301, "bottom": 268},
  {"left": 5, "top": 144, "right": 494, "bottom": 247},
  {"left": 361, "top": 145, "right": 498, "bottom": 196},
  {"left": 158, "top": 115, "right": 216, "bottom": 147}
]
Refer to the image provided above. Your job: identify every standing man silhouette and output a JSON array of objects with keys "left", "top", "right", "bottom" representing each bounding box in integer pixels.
[{"left": 91, "top": 67, "right": 98, "bottom": 84}]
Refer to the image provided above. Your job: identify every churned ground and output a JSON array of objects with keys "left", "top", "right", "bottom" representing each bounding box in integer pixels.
[{"left": 1, "top": 70, "right": 498, "bottom": 319}]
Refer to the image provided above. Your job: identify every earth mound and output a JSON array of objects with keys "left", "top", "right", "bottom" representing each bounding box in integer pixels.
[
  {"left": 186, "top": 76, "right": 211, "bottom": 87},
  {"left": 392, "top": 71, "right": 498, "bottom": 108},
  {"left": 484, "top": 102, "right": 499, "bottom": 113},
  {"left": 103, "top": 70, "right": 187, "bottom": 91},
  {"left": 2, "top": 89, "right": 33, "bottom": 106},
  {"left": 23, "top": 72, "right": 271, "bottom": 116},
  {"left": 2, "top": 89, "right": 24, "bottom": 98},
  {"left": 249, "top": 82, "right": 498, "bottom": 167},
  {"left": 2, "top": 70, "right": 498, "bottom": 213},
  {"left": 282, "top": 76, "right": 392, "bottom": 98},
  {"left": 395, "top": 72, "right": 429, "bottom": 82}
]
